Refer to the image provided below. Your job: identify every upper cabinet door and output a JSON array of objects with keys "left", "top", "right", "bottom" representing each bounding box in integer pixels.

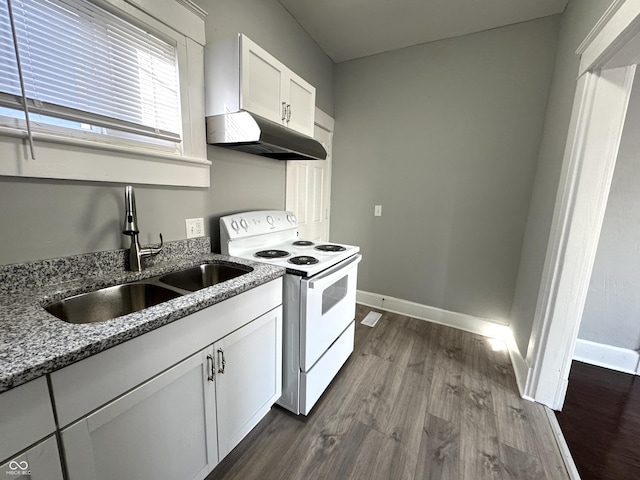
[
  {"left": 240, "top": 36, "right": 287, "bottom": 126},
  {"left": 237, "top": 34, "right": 316, "bottom": 136},
  {"left": 285, "top": 72, "right": 315, "bottom": 137}
]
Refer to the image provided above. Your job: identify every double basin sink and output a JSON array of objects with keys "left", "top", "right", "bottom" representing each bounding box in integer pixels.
[{"left": 45, "top": 263, "right": 252, "bottom": 325}]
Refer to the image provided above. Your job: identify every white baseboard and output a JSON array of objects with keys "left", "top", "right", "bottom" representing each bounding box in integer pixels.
[
  {"left": 356, "top": 290, "right": 510, "bottom": 338},
  {"left": 573, "top": 338, "right": 640, "bottom": 375},
  {"left": 357, "top": 290, "right": 531, "bottom": 397},
  {"left": 506, "top": 334, "right": 533, "bottom": 400}
]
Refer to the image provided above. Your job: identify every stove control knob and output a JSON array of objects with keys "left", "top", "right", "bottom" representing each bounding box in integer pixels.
[
  {"left": 240, "top": 218, "right": 249, "bottom": 230},
  {"left": 266, "top": 215, "right": 274, "bottom": 226},
  {"left": 231, "top": 220, "right": 240, "bottom": 232},
  {"left": 289, "top": 214, "right": 297, "bottom": 224}
]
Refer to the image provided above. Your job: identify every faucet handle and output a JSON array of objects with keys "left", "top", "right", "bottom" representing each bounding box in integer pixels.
[{"left": 145, "top": 233, "right": 164, "bottom": 256}]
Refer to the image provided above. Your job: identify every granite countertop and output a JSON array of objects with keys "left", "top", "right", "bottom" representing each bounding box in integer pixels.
[{"left": 0, "top": 238, "right": 285, "bottom": 394}]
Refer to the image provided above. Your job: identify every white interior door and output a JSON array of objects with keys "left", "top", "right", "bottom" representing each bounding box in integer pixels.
[{"left": 286, "top": 109, "right": 333, "bottom": 242}]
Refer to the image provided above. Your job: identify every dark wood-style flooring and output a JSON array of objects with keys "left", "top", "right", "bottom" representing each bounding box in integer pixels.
[
  {"left": 556, "top": 360, "right": 640, "bottom": 480},
  {"left": 206, "top": 305, "right": 569, "bottom": 480}
]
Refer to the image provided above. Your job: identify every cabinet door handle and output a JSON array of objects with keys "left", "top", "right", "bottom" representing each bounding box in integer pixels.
[
  {"left": 282, "top": 102, "right": 287, "bottom": 121},
  {"left": 206, "top": 354, "right": 215, "bottom": 381},
  {"left": 217, "top": 348, "right": 226, "bottom": 374},
  {"left": 286, "top": 104, "right": 291, "bottom": 122}
]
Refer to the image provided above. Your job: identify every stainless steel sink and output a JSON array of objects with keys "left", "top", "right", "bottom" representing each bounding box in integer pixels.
[
  {"left": 45, "top": 283, "right": 181, "bottom": 324},
  {"left": 159, "top": 263, "right": 252, "bottom": 292}
]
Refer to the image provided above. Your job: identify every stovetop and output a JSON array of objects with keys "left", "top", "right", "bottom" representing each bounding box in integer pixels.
[{"left": 220, "top": 210, "right": 360, "bottom": 277}]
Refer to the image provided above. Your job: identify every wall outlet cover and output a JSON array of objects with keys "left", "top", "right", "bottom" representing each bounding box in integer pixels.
[{"left": 185, "top": 218, "right": 205, "bottom": 238}]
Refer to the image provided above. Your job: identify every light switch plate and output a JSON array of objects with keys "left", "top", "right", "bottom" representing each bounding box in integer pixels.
[{"left": 374, "top": 205, "right": 382, "bottom": 217}]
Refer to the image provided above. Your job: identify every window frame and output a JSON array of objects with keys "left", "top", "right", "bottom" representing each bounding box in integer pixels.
[{"left": 0, "top": 0, "right": 210, "bottom": 187}]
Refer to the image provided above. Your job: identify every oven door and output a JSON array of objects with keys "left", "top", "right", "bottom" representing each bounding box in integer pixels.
[{"left": 300, "top": 254, "right": 362, "bottom": 371}]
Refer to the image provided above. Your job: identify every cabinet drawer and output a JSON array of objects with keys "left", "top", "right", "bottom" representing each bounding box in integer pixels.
[
  {"left": 0, "top": 377, "right": 56, "bottom": 464},
  {"left": 51, "top": 278, "right": 282, "bottom": 427},
  {"left": 0, "top": 435, "right": 63, "bottom": 480}
]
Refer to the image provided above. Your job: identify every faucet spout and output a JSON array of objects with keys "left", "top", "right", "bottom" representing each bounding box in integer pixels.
[
  {"left": 122, "top": 185, "right": 163, "bottom": 272},
  {"left": 123, "top": 185, "right": 139, "bottom": 235}
]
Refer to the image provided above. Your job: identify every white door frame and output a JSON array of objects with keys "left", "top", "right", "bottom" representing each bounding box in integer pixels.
[{"left": 524, "top": 0, "right": 640, "bottom": 409}]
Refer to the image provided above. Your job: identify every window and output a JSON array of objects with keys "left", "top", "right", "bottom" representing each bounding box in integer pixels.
[{"left": 0, "top": 0, "right": 209, "bottom": 187}]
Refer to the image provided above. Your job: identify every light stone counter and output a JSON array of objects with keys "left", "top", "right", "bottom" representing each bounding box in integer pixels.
[{"left": 0, "top": 238, "right": 284, "bottom": 393}]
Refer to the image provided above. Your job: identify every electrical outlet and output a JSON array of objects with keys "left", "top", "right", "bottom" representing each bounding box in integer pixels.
[
  {"left": 374, "top": 205, "right": 382, "bottom": 217},
  {"left": 185, "top": 218, "right": 205, "bottom": 239}
]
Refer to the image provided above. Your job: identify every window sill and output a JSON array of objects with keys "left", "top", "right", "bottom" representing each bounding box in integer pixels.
[{"left": 0, "top": 127, "right": 211, "bottom": 187}]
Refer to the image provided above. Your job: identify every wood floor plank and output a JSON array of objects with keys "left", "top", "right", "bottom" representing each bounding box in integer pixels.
[
  {"left": 427, "top": 326, "right": 465, "bottom": 423},
  {"left": 523, "top": 403, "right": 569, "bottom": 480},
  {"left": 459, "top": 418, "right": 504, "bottom": 480},
  {"left": 362, "top": 313, "right": 416, "bottom": 369},
  {"left": 404, "top": 318, "right": 438, "bottom": 380},
  {"left": 354, "top": 355, "right": 405, "bottom": 432},
  {"left": 499, "top": 443, "right": 545, "bottom": 480},
  {"left": 290, "top": 418, "right": 373, "bottom": 480},
  {"left": 382, "top": 369, "right": 431, "bottom": 479},
  {"left": 415, "top": 414, "right": 460, "bottom": 480}
]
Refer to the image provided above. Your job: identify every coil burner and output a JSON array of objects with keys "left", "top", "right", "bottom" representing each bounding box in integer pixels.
[
  {"left": 255, "top": 249, "right": 290, "bottom": 259},
  {"left": 293, "top": 240, "right": 315, "bottom": 247},
  {"left": 289, "top": 256, "right": 319, "bottom": 265},
  {"left": 315, "top": 244, "right": 347, "bottom": 253}
]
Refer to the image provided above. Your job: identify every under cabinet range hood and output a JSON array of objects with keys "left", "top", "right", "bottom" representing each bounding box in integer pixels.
[{"left": 205, "top": 111, "right": 327, "bottom": 160}]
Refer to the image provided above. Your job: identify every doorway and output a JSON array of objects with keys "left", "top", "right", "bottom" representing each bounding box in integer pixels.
[
  {"left": 525, "top": 1, "right": 640, "bottom": 409},
  {"left": 285, "top": 109, "right": 333, "bottom": 242}
]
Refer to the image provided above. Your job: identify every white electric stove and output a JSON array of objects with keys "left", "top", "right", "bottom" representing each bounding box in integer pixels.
[{"left": 220, "top": 210, "right": 361, "bottom": 415}]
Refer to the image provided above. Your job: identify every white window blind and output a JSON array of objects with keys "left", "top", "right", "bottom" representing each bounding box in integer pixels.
[{"left": 0, "top": 0, "right": 182, "bottom": 142}]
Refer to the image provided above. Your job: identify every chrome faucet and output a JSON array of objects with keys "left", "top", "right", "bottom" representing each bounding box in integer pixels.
[{"left": 122, "top": 185, "right": 163, "bottom": 272}]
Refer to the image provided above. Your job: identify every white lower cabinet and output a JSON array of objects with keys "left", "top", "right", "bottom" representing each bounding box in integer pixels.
[
  {"left": 0, "top": 435, "right": 64, "bottom": 480},
  {"left": 215, "top": 307, "right": 282, "bottom": 458},
  {"left": 62, "top": 349, "right": 218, "bottom": 480},
  {"left": 60, "top": 301, "right": 283, "bottom": 480}
]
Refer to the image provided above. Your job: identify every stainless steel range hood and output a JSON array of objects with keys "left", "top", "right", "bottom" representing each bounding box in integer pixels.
[{"left": 205, "top": 111, "right": 327, "bottom": 160}]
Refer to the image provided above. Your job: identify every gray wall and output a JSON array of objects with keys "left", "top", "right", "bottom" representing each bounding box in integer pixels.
[
  {"left": 330, "top": 17, "right": 559, "bottom": 321},
  {"left": 510, "top": 0, "right": 614, "bottom": 358},
  {"left": 579, "top": 73, "right": 640, "bottom": 351},
  {"left": 0, "top": 0, "right": 334, "bottom": 266}
]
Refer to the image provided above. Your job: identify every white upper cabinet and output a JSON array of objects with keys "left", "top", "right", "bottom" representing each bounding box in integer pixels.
[
  {"left": 285, "top": 72, "right": 316, "bottom": 136},
  {"left": 206, "top": 34, "right": 316, "bottom": 137},
  {"left": 240, "top": 39, "right": 287, "bottom": 125}
]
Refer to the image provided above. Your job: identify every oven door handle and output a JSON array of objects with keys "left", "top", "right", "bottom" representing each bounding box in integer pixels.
[{"left": 308, "top": 254, "right": 362, "bottom": 289}]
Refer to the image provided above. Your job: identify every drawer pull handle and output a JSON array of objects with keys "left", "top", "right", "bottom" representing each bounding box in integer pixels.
[
  {"left": 206, "top": 354, "right": 215, "bottom": 381},
  {"left": 217, "top": 348, "right": 226, "bottom": 374}
]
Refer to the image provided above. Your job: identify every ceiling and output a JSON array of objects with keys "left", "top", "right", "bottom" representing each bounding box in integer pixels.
[{"left": 278, "top": 0, "right": 569, "bottom": 63}]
